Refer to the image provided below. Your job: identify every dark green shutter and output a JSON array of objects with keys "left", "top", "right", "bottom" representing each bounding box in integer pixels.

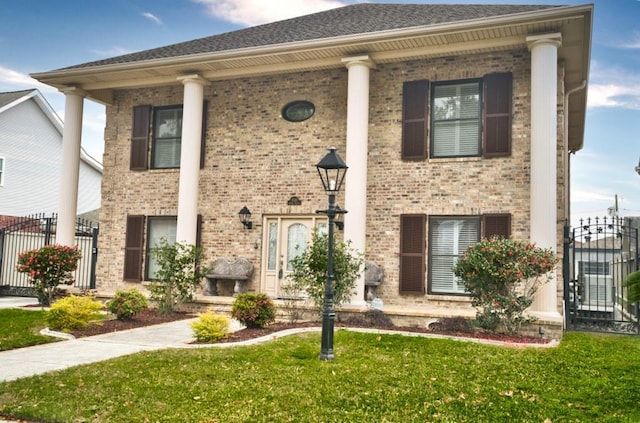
[
  {"left": 124, "top": 215, "right": 145, "bottom": 281},
  {"left": 130, "top": 105, "right": 151, "bottom": 170},
  {"left": 483, "top": 73, "right": 512, "bottom": 157},
  {"left": 402, "top": 80, "right": 429, "bottom": 160},
  {"left": 482, "top": 214, "right": 511, "bottom": 238},
  {"left": 200, "top": 101, "right": 208, "bottom": 169},
  {"left": 400, "top": 214, "right": 426, "bottom": 294}
]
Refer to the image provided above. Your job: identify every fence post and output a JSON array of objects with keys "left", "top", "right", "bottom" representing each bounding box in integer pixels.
[
  {"left": 90, "top": 226, "right": 99, "bottom": 289},
  {"left": 563, "top": 220, "right": 572, "bottom": 330},
  {"left": 634, "top": 225, "right": 639, "bottom": 334},
  {"left": 44, "top": 217, "right": 53, "bottom": 245},
  {"left": 0, "top": 230, "right": 4, "bottom": 283}
]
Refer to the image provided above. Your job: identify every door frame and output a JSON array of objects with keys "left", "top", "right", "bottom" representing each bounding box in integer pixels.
[{"left": 260, "top": 214, "right": 327, "bottom": 298}]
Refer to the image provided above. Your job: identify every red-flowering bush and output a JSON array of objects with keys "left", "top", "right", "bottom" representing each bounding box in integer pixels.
[
  {"left": 231, "top": 293, "right": 276, "bottom": 328},
  {"left": 16, "top": 244, "right": 82, "bottom": 305},
  {"left": 453, "top": 236, "right": 557, "bottom": 335}
]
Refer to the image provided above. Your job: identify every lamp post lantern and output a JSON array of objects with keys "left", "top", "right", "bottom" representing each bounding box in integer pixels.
[{"left": 315, "top": 147, "right": 348, "bottom": 361}]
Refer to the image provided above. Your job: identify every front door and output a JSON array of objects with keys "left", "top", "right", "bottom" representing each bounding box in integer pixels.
[{"left": 261, "top": 216, "right": 327, "bottom": 298}]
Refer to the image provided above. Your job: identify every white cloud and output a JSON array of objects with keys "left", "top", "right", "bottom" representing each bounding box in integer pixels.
[
  {"left": 619, "top": 31, "right": 640, "bottom": 49},
  {"left": 192, "top": 0, "right": 347, "bottom": 26},
  {"left": 0, "top": 66, "right": 56, "bottom": 93},
  {"left": 142, "top": 12, "right": 163, "bottom": 25},
  {"left": 571, "top": 188, "right": 616, "bottom": 204},
  {"left": 587, "top": 62, "right": 640, "bottom": 110},
  {"left": 89, "top": 46, "right": 132, "bottom": 58}
]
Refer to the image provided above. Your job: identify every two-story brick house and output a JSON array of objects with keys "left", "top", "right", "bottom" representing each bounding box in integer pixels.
[{"left": 32, "top": 3, "right": 593, "bottom": 336}]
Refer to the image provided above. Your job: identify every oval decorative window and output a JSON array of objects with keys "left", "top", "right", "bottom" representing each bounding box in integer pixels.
[{"left": 282, "top": 100, "right": 315, "bottom": 122}]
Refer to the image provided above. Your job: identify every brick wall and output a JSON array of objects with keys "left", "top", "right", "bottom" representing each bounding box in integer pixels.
[{"left": 97, "top": 48, "right": 567, "bottom": 316}]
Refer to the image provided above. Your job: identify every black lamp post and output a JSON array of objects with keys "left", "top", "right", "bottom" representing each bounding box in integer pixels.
[{"left": 315, "top": 147, "right": 348, "bottom": 361}]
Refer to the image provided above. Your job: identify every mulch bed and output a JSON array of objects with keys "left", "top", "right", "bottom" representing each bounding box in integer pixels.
[
  {"left": 213, "top": 322, "right": 550, "bottom": 345},
  {"left": 53, "top": 308, "right": 550, "bottom": 345},
  {"left": 65, "top": 309, "right": 196, "bottom": 338}
]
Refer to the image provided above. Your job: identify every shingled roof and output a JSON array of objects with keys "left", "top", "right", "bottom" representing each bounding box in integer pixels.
[
  {"left": 0, "top": 89, "right": 37, "bottom": 109},
  {"left": 57, "top": 3, "right": 559, "bottom": 71}
]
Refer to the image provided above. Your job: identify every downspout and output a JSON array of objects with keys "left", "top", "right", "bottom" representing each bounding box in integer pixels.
[
  {"left": 563, "top": 80, "right": 585, "bottom": 331},
  {"left": 564, "top": 80, "right": 587, "bottom": 222}
]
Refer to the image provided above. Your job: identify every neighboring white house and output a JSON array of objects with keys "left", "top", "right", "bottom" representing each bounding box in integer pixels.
[{"left": 0, "top": 89, "right": 102, "bottom": 218}]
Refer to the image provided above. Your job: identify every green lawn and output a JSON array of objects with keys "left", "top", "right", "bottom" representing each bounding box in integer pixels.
[
  {"left": 1, "top": 330, "right": 639, "bottom": 422},
  {"left": 0, "top": 308, "right": 59, "bottom": 351}
]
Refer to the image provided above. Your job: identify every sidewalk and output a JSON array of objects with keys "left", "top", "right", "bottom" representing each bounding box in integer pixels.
[{"left": 0, "top": 297, "right": 245, "bottom": 383}]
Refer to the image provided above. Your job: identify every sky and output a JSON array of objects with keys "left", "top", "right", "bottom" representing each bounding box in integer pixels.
[{"left": 0, "top": 0, "right": 638, "bottom": 226}]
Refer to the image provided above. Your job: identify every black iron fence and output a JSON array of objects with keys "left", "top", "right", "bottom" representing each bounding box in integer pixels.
[
  {"left": 0, "top": 214, "right": 98, "bottom": 297},
  {"left": 564, "top": 216, "right": 639, "bottom": 334}
]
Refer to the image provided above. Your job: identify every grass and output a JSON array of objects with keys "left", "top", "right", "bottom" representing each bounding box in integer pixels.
[
  {"left": 1, "top": 331, "right": 640, "bottom": 422},
  {"left": 0, "top": 308, "right": 59, "bottom": 351}
]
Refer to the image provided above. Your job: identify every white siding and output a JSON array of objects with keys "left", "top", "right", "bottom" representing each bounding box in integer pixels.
[{"left": 0, "top": 97, "right": 101, "bottom": 216}]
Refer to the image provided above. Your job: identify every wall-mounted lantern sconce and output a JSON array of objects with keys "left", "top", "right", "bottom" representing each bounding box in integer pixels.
[
  {"left": 239, "top": 206, "right": 252, "bottom": 229},
  {"left": 335, "top": 205, "right": 345, "bottom": 231}
]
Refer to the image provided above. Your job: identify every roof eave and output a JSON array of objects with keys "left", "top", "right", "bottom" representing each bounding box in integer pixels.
[
  {"left": 30, "top": 4, "right": 592, "bottom": 151},
  {"left": 31, "top": 5, "right": 592, "bottom": 84}
]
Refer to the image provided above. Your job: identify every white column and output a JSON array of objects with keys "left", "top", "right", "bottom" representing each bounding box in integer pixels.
[
  {"left": 341, "top": 55, "right": 375, "bottom": 307},
  {"left": 527, "top": 33, "right": 562, "bottom": 319},
  {"left": 176, "top": 75, "right": 208, "bottom": 244},
  {"left": 56, "top": 89, "right": 84, "bottom": 246}
]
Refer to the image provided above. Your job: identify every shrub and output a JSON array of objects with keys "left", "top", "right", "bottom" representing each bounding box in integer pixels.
[
  {"left": 428, "top": 317, "right": 475, "bottom": 333},
  {"left": 624, "top": 271, "right": 640, "bottom": 303},
  {"left": 288, "top": 229, "right": 363, "bottom": 316},
  {"left": 344, "top": 309, "right": 394, "bottom": 328},
  {"left": 279, "top": 281, "right": 307, "bottom": 324},
  {"left": 453, "top": 236, "right": 557, "bottom": 335},
  {"left": 147, "top": 238, "right": 205, "bottom": 314},
  {"left": 231, "top": 293, "right": 276, "bottom": 328},
  {"left": 16, "top": 244, "right": 82, "bottom": 306},
  {"left": 46, "top": 295, "right": 104, "bottom": 332},
  {"left": 107, "top": 289, "right": 148, "bottom": 320},
  {"left": 191, "top": 310, "right": 230, "bottom": 343}
]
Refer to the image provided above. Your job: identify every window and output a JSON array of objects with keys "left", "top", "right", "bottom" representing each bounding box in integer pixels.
[
  {"left": 579, "top": 261, "right": 610, "bottom": 276},
  {"left": 282, "top": 101, "right": 315, "bottom": 122},
  {"left": 398, "top": 213, "right": 511, "bottom": 295},
  {"left": 401, "top": 72, "right": 512, "bottom": 160},
  {"left": 0, "top": 156, "right": 4, "bottom": 186},
  {"left": 432, "top": 81, "right": 481, "bottom": 157},
  {"left": 130, "top": 103, "right": 207, "bottom": 171},
  {"left": 152, "top": 106, "right": 183, "bottom": 168},
  {"left": 123, "top": 214, "right": 200, "bottom": 282},
  {"left": 145, "top": 217, "right": 177, "bottom": 280},
  {"left": 429, "top": 217, "right": 480, "bottom": 294}
]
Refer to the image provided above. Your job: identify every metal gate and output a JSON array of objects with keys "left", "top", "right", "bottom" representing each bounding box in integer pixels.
[
  {"left": 564, "top": 216, "right": 639, "bottom": 333},
  {"left": 0, "top": 214, "right": 98, "bottom": 297}
]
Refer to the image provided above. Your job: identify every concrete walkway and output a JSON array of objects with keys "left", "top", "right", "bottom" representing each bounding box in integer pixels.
[{"left": 0, "top": 297, "right": 253, "bottom": 382}]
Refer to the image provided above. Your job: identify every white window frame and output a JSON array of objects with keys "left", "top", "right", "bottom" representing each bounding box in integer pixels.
[
  {"left": 431, "top": 79, "right": 482, "bottom": 158},
  {"left": 579, "top": 261, "right": 610, "bottom": 276},
  {"left": 0, "top": 156, "right": 5, "bottom": 186},
  {"left": 151, "top": 105, "right": 183, "bottom": 169},
  {"left": 429, "top": 216, "right": 480, "bottom": 294},
  {"left": 145, "top": 216, "right": 177, "bottom": 280}
]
